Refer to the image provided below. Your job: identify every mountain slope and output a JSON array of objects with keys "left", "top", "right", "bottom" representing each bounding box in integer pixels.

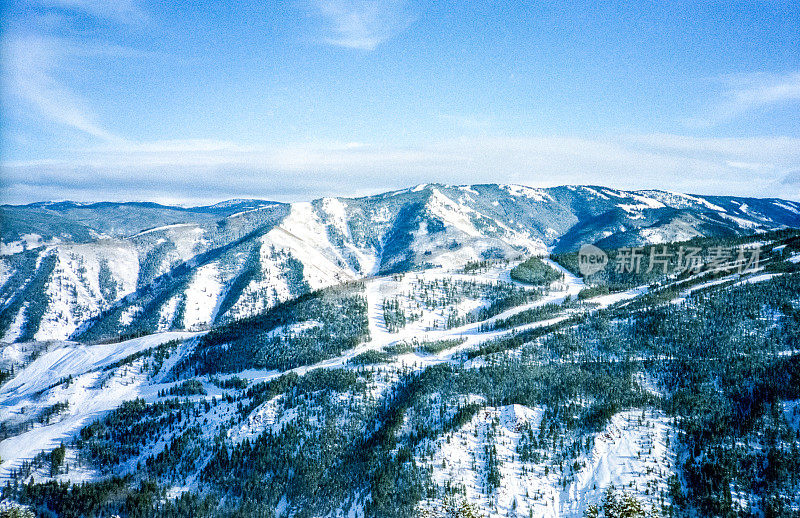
[
  {"left": 1, "top": 184, "right": 799, "bottom": 342},
  {"left": 2, "top": 230, "right": 800, "bottom": 517}
]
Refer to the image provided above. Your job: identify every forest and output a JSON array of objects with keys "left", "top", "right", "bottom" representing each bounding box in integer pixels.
[{"left": 3, "top": 231, "right": 800, "bottom": 517}]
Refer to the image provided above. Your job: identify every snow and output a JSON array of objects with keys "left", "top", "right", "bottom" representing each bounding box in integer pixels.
[
  {"left": 226, "top": 204, "right": 276, "bottom": 219},
  {"left": 388, "top": 187, "right": 411, "bottom": 197},
  {"left": 9, "top": 242, "right": 140, "bottom": 342},
  {"left": 151, "top": 226, "right": 207, "bottom": 264},
  {"left": 226, "top": 395, "right": 289, "bottom": 443},
  {"left": 500, "top": 184, "right": 551, "bottom": 202},
  {"left": 638, "top": 226, "right": 703, "bottom": 245},
  {"left": 211, "top": 263, "right": 579, "bottom": 386},
  {"left": 119, "top": 304, "right": 141, "bottom": 326},
  {"left": 587, "top": 286, "right": 649, "bottom": 307},
  {"left": 35, "top": 262, "right": 85, "bottom": 340},
  {"left": 365, "top": 277, "right": 392, "bottom": 340},
  {"left": 263, "top": 202, "right": 361, "bottom": 288},
  {"left": 677, "top": 276, "right": 736, "bottom": 299},
  {"left": 0, "top": 242, "right": 24, "bottom": 256},
  {"left": 223, "top": 246, "right": 289, "bottom": 320},
  {"left": 0, "top": 243, "right": 774, "bottom": 510},
  {"left": 426, "top": 189, "right": 482, "bottom": 238},
  {"left": 561, "top": 410, "right": 675, "bottom": 516},
  {"left": 182, "top": 262, "right": 223, "bottom": 329},
  {"left": 643, "top": 191, "right": 726, "bottom": 212},
  {"left": 773, "top": 200, "right": 800, "bottom": 214},
  {"left": 0, "top": 234, "right": 59, "bottom": 256},
  {"left": 0, "top": 260, "right": 11, "bottom": 288},
  {"left": 602, "top": 189, "right": 626, "bottom": 199},
  {"left": 0, "top": 341, "right": 33, "bottom": 366},
  {"left": 419, "top": 406, "right": 676, "bottom": 517},
  {"left": 0, "top": 332, "right": 197, "bottom": 399},
  {"left": 414, "top": 189, "right": 547, "bottom": 269},
  {"left": 717, "top": 212, "right": 761, "bottom": 229},
  {"left": 580, "top": 187, "right": 610, "bottom": 200},
  {"left": 321, "top": 197, "right": 349, "bottom": 233},
  {"left": 733, "top": 272, "right": 779, "bottom": 286},
  {"left": 617, "top": 204, "right": 647, "bottom": 215},
  {"left": 3, "top": 188, "right": 797, "bottom": 504},
  {"left": 319, "top": 198, "right": 380, "bottom": 275},
  {"left": 207, "top": 199, "right": 266, "bottom": 209},
  {"left": 222, "top": 258, "right": 591, "bottom": 389},
  {"left": 157, "top": 295, "right": 180, "bottom": 331},
  {"left": 131, "top": 223, "right": 196, "bottom": 238},
  {"left": 628, "top": 193, "right": 665, "bottom": 210},
  {"left": 784, "top": 400, "right": 800, "bottom": 433},
  {"left": 266, "top": 320, "right": 323, "bottom": 340},
  {"left": 213, "top": 199, "right": 380, "bottom": 320},
  {"left": 2, "top": 303, "right": 28, "bottom": 343},
  {"left": 612, "top": 192, "right": 665, "bottom": 215},
  {"left": 0, "top": 332, "right": 199, "bottom": 482}
]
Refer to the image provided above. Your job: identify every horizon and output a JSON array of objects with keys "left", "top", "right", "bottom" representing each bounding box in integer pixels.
[
  {"left": 5, "top": 182, "right": 800, "bottom": 208},
  {"left": 2, "top": 1, "right": 799, "bottom": 204}
]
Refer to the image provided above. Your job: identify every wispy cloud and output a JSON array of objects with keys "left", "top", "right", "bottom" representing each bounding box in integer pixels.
[
  {"left": 4, "top": 133, "right": 800, "bottom": 204},
  {"left": 314, "top": 0, "right": 414, "bottom": 50},
  {"left": 2, "top": 35, "right": 151, "bottom": 142},
  {"left": 37, "top": 0, "right": 148, "bottom": 26},
  {"left": 1, "top": 0, "right": 151, "bottom": 141},
  {"left": 688, "top": 71, "right": 800, "bottom": 127},
  {"left": 2, "top": 35, "right": 123, "bottom": 141}
]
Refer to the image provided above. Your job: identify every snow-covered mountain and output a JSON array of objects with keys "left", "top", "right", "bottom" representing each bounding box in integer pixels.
[
  {"left": 2, "top": 201, "right": 800, "bottom": 517},
  {"left": 1, "top": 184, "right": 799, "bottom": 342}
]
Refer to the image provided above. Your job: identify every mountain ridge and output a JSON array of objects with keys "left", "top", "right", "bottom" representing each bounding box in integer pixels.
[
  {"left": 1, "top": 191, "right": 800, "bottom": 516},
  {"left": 1, "top": 183, "right": 799, "bottom": 343}
]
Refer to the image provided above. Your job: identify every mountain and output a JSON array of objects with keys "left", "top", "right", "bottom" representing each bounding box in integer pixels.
[
  {"left": 2, "top": 187, "right": 800, "bottom": 517},
  {"left": 1, "top": 184, "right": 799, "bottom": 343}
]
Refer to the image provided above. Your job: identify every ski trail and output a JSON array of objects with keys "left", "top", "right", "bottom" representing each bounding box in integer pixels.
[
  {"left": 365, "top": 276, "right": 391, "bottom": 343},
  {"left": 220, "top": 264, "right": 636, "bottom": 385}
]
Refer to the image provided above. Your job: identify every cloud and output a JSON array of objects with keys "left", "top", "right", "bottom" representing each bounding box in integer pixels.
[
  {"left": 3, "top": 133, "right": 800, "bottom": 204},
  {"left": 622, "top": 134, "right": 800, "bottom": 162},
  {"left": 1, "top": 0, "right": 152, "bottom": 140},
  {"left": 36, "top": 0, "right": 148, "bottom": 25},
  {"left": 688, "top": 71, "right": 800, "bottom": 127},
  {"left": 1, "top": 35, "right": 147, "bottom": 142},
  {"left": 314, "top": 0, "right": 414, "bottom": 50},
  {"left": 781, "top": 171, "right": 800, "bottom": 185}
]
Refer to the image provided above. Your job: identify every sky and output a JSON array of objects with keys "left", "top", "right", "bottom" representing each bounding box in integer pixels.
[{"left": 1, "top": 0, "right": 799, "bottom": 205}]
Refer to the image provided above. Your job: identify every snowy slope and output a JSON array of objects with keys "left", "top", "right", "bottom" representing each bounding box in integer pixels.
[
  {"left": 0, "top": 233, "right": 797, "bottom": 516},
  {"left": 2, "top": 184, "right": 799, "bottom": 342},
  {"left": 418, "top": 405, "right": 676, "bottom": 518},
  {"left": 0, "top": 332, "right": 198, "bottom": 481}
]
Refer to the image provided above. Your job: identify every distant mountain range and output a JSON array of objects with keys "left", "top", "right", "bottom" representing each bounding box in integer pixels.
[{"left": 2, "top": 184, "right": 799, "bottom": 342}]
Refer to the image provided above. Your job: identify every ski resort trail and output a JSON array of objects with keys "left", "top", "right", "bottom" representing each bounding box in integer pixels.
[
  {"left": 219, "top": 261, "right": 654, "bottom": 386},
  {"left": 0, "top": 261, "right": 649, "bottom": 486},
  {"left": 0, "top": 332, "right": 200, "bottom": 481}
]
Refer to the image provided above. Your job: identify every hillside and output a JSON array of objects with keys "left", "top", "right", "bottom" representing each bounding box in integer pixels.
[
  {"left": 1, "top": 185, "right": 800, "bottom": 517},
  {"left": 1, "top": 226, "right": 799, "bottom": 516},
  {"left": 1, "top": 184, "right": 798, "bottom": 343}
]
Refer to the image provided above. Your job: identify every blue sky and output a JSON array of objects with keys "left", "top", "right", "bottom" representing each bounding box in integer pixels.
[{"left": 1, "top": 0, "right": 799, "bottom": 204}]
